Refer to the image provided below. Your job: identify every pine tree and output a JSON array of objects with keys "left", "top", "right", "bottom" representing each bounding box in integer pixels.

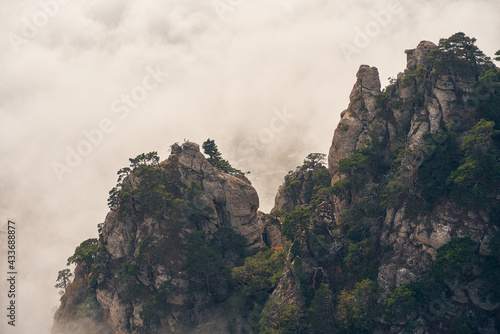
[
  {"left": 202, "top": 139, "right": 243, "bottom": 175},
  {"left": 54, "top": 268, "right": 73, "bottom": 292}
]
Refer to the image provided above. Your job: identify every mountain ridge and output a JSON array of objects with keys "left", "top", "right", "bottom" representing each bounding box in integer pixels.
[{"left": 53, "top": 33, "right": 500, "bottom": 334}]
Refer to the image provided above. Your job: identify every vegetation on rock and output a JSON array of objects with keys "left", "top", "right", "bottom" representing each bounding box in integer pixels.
[
  {"left": 107, "top": 151, "right": 182, "bottom": 218},
  {"left": 202, "top": 138, "right": 244, "bottom": 175}
]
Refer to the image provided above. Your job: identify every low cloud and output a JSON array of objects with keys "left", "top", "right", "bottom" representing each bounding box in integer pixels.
[{"left": 1, "top": 0, "right": 499, "bottom": 332}]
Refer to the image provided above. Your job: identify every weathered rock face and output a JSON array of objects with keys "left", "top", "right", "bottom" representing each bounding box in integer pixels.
[
  {"left": 272, "top": 165, "right": 330, "bottom": 213},
  {"left": 328, "top": 65, "right": 382, "bottom": 184},
  {"left": 272, "top": 169, "right": 315, "bottom": 213},
  {"left": 54, "top": 142, "right": 267, "bottom": 334},
  {"left": 329, "top": 39, "right": 480, "bottom": 182},
  {"left": 259, "top": 211, "right": 286, "bottom": 249},
  {"left": 328, "top": 40, "right": 493, "bottom": 288},
  {"left": 326, "top": 40, "right": 500, "bottom": 332},
  {"left": 102, "top": 141, "right": 264, "bottom": 257},
  {"left": 404, "top": 40, "right": 437, "bottom": 71},
  {"left": 173, "top": 142, "right": 264, "bottom": 250},
  {"left": 52, "top": 265, "right": 114, "bottom": 334},
  {"left": 378, "top": 199, "right": 494, "bottom": 292},
  {"left": 269, "top": 167, "right": 339, "bottom": 311}
]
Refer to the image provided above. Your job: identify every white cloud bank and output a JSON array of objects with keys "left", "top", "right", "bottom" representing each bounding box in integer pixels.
[{"left": 0, "top": 0, "right": 499, "bottom": 332}]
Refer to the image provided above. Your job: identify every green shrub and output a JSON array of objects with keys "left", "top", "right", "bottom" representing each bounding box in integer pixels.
[
  {"left": 381, "top": 238, "right": 479, "bottom": 325},
  {"left": 117, "top": 261, "right": 139, "bottom": 283},
  {"left": 333, "top": 122, "right": 388, "bottom": 200},
  {"left": 452, "top": 315, "right": 479, "bottom": 334},
  {"left": 308, "top": 284, "right": 336, "bottom": 333},
  {"left": 418, "top": 132, "right": 459, "bottom": 207},
  {"left": 67, "top": 238, "right": 99, "bottom": 269},
  {"left": 480, "top": 233, "right": 500, "bottom": 303},
  {"left": 432, "top": 237, "right": 476, "bottom": 281},
  {"left": 107, "top": 152, "right": 181, "bottom": 217},
  {"left": 447, "top": 119, "right": 500, "bottom": 206},
  {"left": 336, "top": 279, "right": 380, "bottom": 333},
  {"left": 185, "top": 228, "right": 247, "bottom": 302},
  {"left": 402, "top": 65, "right": 426, "bottom": 88},
  {"left": 428, "top": 32, "right": 490, "bottom": 78},
  {"left": 289, "top": 241, "right": 301, "bottom": 259},
  {"left": 140, "top": 281, "right": 174, "bottom": 330},
  {"left": 231, "top": 248, "right": 286, "bottom": 303},
  {"left": 284, "top": 178, "right": 301, "bottom": 197},
  {"left": 89, "top": 261, "right": 106, "bottom": 288},
  {"left": 384, "top": 284, "right": 417, "bottom": 323},
  {"left": 211, "top": 227, "right": 247, "bottom": 259},
  {"left": 330, "top": 177, "right": 352, "bottom": 199},
  {"left": 300, "top": 153, "right": 326, "bottom": 171},
  {"left": 376, "top": 90, "right": 390, "bottom": 109},
  {"left": 292, "top": 258, "right": 316, "bottom": 307},
  {"left": 474, "top": 68, "right": 500, "bottom": 134},
  {"left": 185, "top": 231, "right": 228, "bottom": 300},
  {"left": 259, "top": 296, "right": 309, "bottom": 334},
  {"left": 277, "top": 304, "right": 309, "bottom": 334},
  {"left": 338, "top": 206, "right": 370, "bottom": 242},
  {"left": 71, "top": 293, "right": 103, "bottom": 320},
  {"left": 136, "top": 236, "right": 156, "bottom": 265},
  {"left": 344, "top": 238, "right": 379, "bottom": 281},
  {"left": 332, "top": 151, "right": 370, "bottom": 197},
  {"left": 281, "top": 206, "right": 312, "bottom": 242},
  {"left": 311, "top": 168, "right": 331, "bottom": 191},
  {"left": 337, "top": 152, "right": 370, "bottom": 176}
]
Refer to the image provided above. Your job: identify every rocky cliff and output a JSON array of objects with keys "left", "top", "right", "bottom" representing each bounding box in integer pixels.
[
  {"left": 53, "top": 33, "right": 500, "bottom": 334},
  {"left": 329, "top": 39, "right": 496, "bottom": 289},
  {"left": 53, "top": 142, "right": 281, "bottom": 334},
  {"left": 263, "top": 34, "right": 500, "bottom": 333},
  {"left": 323, "top": 36, "right": 500, "bottom": 332}
]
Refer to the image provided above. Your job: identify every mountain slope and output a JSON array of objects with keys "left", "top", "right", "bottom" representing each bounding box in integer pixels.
[{"left": 53, "top": 33, "right": 500, "bottom": 334}]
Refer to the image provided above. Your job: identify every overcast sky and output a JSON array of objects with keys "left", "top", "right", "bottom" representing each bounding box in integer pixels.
[{"left": 0, "top": 0, "right": 499, "bottom": 332}]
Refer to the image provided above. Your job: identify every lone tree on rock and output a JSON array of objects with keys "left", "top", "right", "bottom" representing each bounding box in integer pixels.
[
  {"left": 202, "top": 139, "right": 244, "bottom": 175},
  {"left": 55, "top": 268, "right": 73, "bottom": 293},
  {"left": 301, "top": 153, "right": 326, "bottom": 171}
]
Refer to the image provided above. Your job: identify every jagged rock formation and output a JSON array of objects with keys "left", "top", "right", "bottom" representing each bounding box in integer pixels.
[
  {"left": 171, "top": 142, "right": 265, "bottom": 250},
  {"left": 268, "top": 37, "right": 499, "bottom": 333},
  {"left": 54, "top": 34, "right": 500, "bottom": 334},
  {"left": 53, "top": 142, "right": 272, "bottom": 334},
  {"left": 329, "top": 40, "right": 496, "bottom": 288},
  {"left": 53, "top": 264, "right": 114, "bottom": 334},
  {"left": 259, "top": 211, "right": 286, "bottom": 248},
  {"left": 272, "top": 168, "right": 324, "bottom": 213},
  {"left": 329, "top": 64, "right": 382, "bottom": 184},
  {"left": 326, "top": 38, "right": 500, "bottom": 332}
]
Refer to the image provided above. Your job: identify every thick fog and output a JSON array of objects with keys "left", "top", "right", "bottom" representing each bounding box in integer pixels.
[{"left": 0, "top": 0, "right": 499, "bottom": 332}]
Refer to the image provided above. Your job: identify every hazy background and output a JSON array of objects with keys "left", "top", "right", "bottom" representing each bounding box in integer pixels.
[{"left": 0, "top": 0, "right": 499, "bottom": 332}]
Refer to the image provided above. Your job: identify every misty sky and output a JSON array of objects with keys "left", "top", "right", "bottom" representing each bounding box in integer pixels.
[{"left": 1, "top": 0, "right": 499, "bottom": 332}]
